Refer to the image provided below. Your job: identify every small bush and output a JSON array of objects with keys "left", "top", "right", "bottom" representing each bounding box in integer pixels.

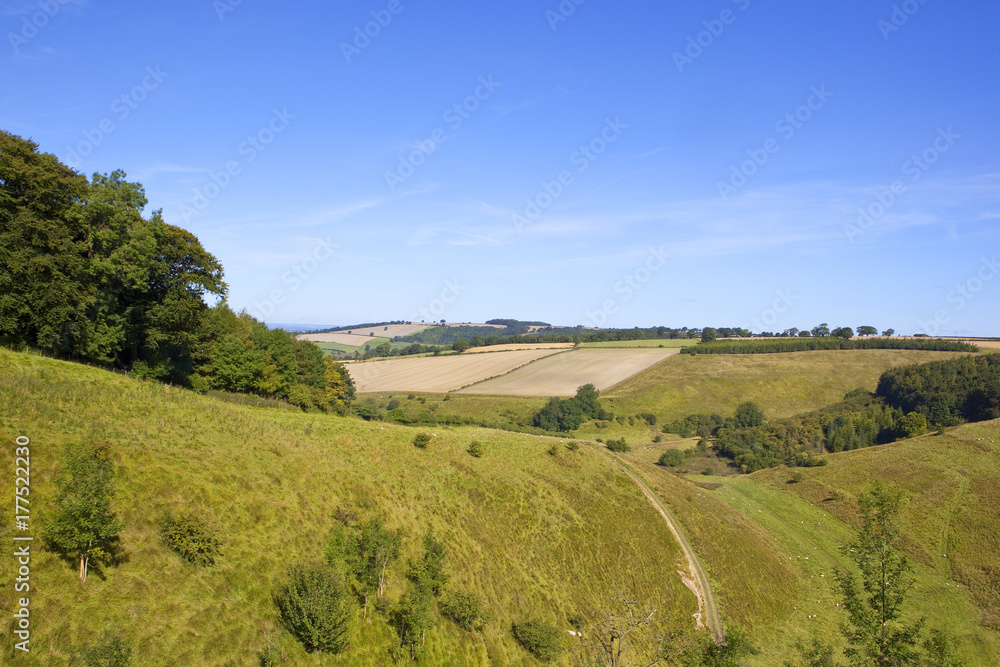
[
  {"left": 513, "top": 618, "right": 563, "bottom": 661},
  {"left": 657, "top": 449, "right": 685, "bottom": 467},
  {"left": 547, "top": 444, "right": 560, "bottom": 456},
  {"left": 79, "top": 632, "right": 132, "bottom": 667},
  {"left": 442, "top": 591, "right": 483, "bottom": 631},
  {"left": 275, "top": 564, "right": 353, "bottom": 654},
  {"left": 566, "top": 441, "right": 580, "bottom": 452},
  {"left": 652, "top": 435, "right": 662, "bottom": 443},
  {"left": 468, "top": 441, "right": 484, "bottom": 457},
  {"left": 160, "top": 513, "right": 222, "bottom": 566},
  {"left": 605, "top": 438, "right": 630, "bottom": 453},
  {"left": 413, "top": 433, "right": 431, "bottom": 449}
]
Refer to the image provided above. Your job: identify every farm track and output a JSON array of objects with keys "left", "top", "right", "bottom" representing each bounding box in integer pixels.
[{"left": 595, "top": 447, "right": 725, "bottom": 643}]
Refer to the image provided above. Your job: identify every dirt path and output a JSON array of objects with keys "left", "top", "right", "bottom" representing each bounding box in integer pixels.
[{"left": 602, "top": 453, "right": 725, "bottom": 644}]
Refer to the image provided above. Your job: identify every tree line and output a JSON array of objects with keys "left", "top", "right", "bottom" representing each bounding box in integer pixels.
[
  {"left": 683, "top": 337, "right": 977, "bottom": 355},
  {"left": 664, "top": 353, "right": 999, "bottom": 472},
  {"left": 0, "top": 130, "right": 353, "bottom": 412}
]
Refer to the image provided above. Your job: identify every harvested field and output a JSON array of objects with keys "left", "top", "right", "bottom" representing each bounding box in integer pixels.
[
  {"left": 458, "top": 348, "right": 679, "bottom": 396},
  {"left": 298, "top": 323, "right": 429, "bottom": 343},
  {"left": 465, "top": 342, "right": 575, "bottom": 353},
  {"left": 346, "top": 348, "right": 567, "bottom": 393}
]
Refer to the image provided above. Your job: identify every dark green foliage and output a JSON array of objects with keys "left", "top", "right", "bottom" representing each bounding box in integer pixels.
[
  {"left": 682, "top": 338, "right": 977, "bottom": 355},
  {"left": 43, "top": 442, "right": 124, "bottom": 582},
  {"left": 353, "top": 516, "right": 402, "bottom": 606},
  {"left": 78, "top": 632, "right": 133, "bottom": 667},
  {"left": 512, "top": 618, "right": 564, "bottom": 661},
  {"left": 834, "top": 483, "right": 923, "bottom": 666},
  {"left": 734, "top": 402, "right": 765, "bottom": 429},
  {"left": 658, "top": 449, "right": 686, "bottom": 467},
  {"left": 922, "top": 628, "right": 965, "bottom": 667},
  {"left": 275, "top": 564, "right": 353, "bottom": 654},
  {"left": 413, "top": 433, "right": 431, "bottom": 449},
  {"left": 468, "top": 441, "right": 484, "bottom": 457},
  {"left": 688, "top": 626, "right": 754, "bottom": 666},
  {"left": 0, "top": 130, "right": 92, "bottom": 356},
  {"left": 160, "top": 513, "right": 222, "bottom": 566},
  {"left": 832, "top": 327, "right": 855, "bottom": 339},
  {"left": 566, "top": 441, "right": 580, "bottom": 451},
  {"left": 857, "top": 326, "right": 878, "bottom": 337},
  {"left": 547, "top": 444, "right": 560, "bottom": 456},
  {"left": 605, "top": 438, "right": 630, "bottom": 453},
  {"left": 702, "top": 327, "right": 718, "bottom": 342},
  {"left": 876, "top": 354, "right": 1000, "bottom": 424},
  {"left": 532, "top": 384, "right": 608, "bottom": 432},
  {"left": 411, "top": 529, "right": 448, "bottom": 597},
  {"left": 395, "top": 580, "right": 433, "bottom": 658},
  {"left": 442, "top": 592, "right": 483, "bottom": 631}
]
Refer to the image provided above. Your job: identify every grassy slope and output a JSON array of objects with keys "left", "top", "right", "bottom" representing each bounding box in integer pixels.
[
  {"left": 614, "top": 423, "right": 1000, "bottom": 665},
  {"left": 602, "top": 349, "right": 971, "bottom": 422},
  {"left": 578, "top": 339, "right": 693, "bottom": 349},
  {"left": 0, "top": 349, "right": 692, "bottom": 666}
]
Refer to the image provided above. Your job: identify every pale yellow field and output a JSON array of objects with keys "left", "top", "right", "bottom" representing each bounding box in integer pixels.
[
  {"left": 464, "top": 342, "right": 575, "bottom": 353},
  {"left": 298, "top": 323, "right": 429, "bottom": 343},
  {"left": 346, "top": 348, "right": 568, "bottom": 393},
  {"left": 458, "top": 348, "right": 680, "bottom": 396}
]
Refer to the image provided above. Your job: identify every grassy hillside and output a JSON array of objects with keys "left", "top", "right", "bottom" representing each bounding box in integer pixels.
[
  {"left": 602, "top": 349, "right": 971, "bottom": 422},
  {"left": 0, "top": 349, "right": 694, "bottom": 666},
  {"left": 617, "top": 422, "right": 1000, "bottom": 664}
]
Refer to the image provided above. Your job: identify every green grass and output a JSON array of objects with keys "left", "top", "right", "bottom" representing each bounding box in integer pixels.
[
  {"left": 0, "top": 348, "right": 692, "bottom": 666},
  {"left": 602, "top": 349, "right": 971, "bottom": 423},
  {"left": 578, "top": 339, "right": 694, "bottom": 349},
  {"left": 607, "top": 421, "right": 1000, "bottom": 665}
]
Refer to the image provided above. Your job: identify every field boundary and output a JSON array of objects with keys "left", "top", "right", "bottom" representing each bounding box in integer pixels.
[{"left": 451, "top": 349, "right": 574, "bottom": 392}]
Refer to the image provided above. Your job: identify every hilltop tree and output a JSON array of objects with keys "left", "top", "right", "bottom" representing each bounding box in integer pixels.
[
  {"left": 882, "top": 329, "right": 895, "bottom": 337},
  {"left": 832, "top": 327, "right": 855, "bottom": 340},
  {"left": 812, "top": 323, "right": 831, "bottom": 338},
  {"left": 857, "top": 326, "right": 878, "bottom": 337},
  {"left": 43, "top": 442, "right": 124, "bottom": 582},
  {"left": 833, "top": 483, "right": 923, "bottom": 666}
]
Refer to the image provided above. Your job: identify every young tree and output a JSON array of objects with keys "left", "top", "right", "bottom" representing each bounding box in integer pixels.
[
  {"left": 354, "top": 516, "right": 402, "bottom": 614},
  {"left": 43, "top": 442, "right": 124, "bottom": 582},
  {"left": 275, "top": 563, "right": 353, "bottom": 654},
  {"left": 833, "top": 482, "right": 923, "bottom": 666}
]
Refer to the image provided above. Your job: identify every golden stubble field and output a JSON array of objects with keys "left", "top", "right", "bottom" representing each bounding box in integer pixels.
[
  {"left": 346, "top": 348, "right": 569, "bottom": 393},
  {"left": 458, "top": 348, "right": 680, "bottom": 396}
]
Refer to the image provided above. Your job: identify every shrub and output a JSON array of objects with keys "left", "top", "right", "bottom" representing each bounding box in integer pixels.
[
  {"left": 413, "top": 433, "right": 431, "bottom": 449},
  {"left": 605, "top": 438, "right": 630, "bottom": 453},
  {"left": 79, "top": 632, "right": 132, "bottom": 667},
  {"left": 468, "top": 441, "right": 484, "bottom": 457},
  {"left": 513, "top": 618, "right": 563, "bottom": 661},
  {"left": 566, "top": 441, "right": 580, "bottom": 452},
  {"left": 275, "top": 564, "right": 353, "bottom": 654},
  {"left": 442, "top": 591, "right": 483, "bottom": 631},
  {"left": 657, "top": 449, "right": 685, "bottom": 467},
  {"left": 160, "top": 513, "right": 222, "bottom": 566},
  {"left": 547, "top": 444, "right": 560, "bottom": 456},
  {"left": 652, "top": 435, "right": 662, "bottom": 443}
]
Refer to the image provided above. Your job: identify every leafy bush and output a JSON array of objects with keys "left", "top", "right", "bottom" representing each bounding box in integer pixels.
[
  {"left": 566, "top": 441, "right": 580, "bottom": 452},
  {"left": 605, "top": 438, "right": 630, "bottom": 453},
  {"left": 468, "top": 441, "right": 484, "bottom": 457},
  {"left": 513, "top": 618, "right": 563, "bottom": 661},
  {"left": 442, "top": 591, "right": 483, "bottom": 631},
  {"left": 79, "top": 632, "right": 132, "bottom": 667},
  {"left": 657, "top": 449, "right": 685, "bottom": 467},
  {"left": 160, "top": 513, "right": 222, "bottom": 566},
  {"left": 275, "top": 564, "right": 353, "bottom": 654},
  {"left": 547, "top": 444, "right": 560, "bottom": 456},
  {"left": 413, "top": 433, "right": 431, "bottom": 449}
]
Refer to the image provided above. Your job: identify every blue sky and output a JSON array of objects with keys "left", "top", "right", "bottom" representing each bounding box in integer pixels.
[{"left": 3, "top": 0, "right": 998, "bottom": 335}]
